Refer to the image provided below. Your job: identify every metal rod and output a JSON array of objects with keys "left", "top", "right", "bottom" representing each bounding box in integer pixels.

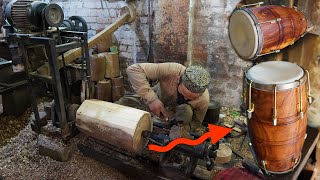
[
  {"left": 247, "top": 81, "right": 254, "bottom": 119},
  {"left": 305, "top": 70, "right": 313, "bottom": 104},
  {"left": 45, "top": 39, "right": 69, "bottom": 139},
  {"left": 258, "top": 18, "right": 281, "bottom": 25},
  {"left": 273, "top": 85, "right": 277, "bottom": 126},
  {"left": 240, "top": 2, "right": 264, "bottom": 8},
  {"left": 16, "top": 37, "right": 41, "bottom": 132},
  {"left": 299, "top": 81, "right": 304, "bottom": 119}
]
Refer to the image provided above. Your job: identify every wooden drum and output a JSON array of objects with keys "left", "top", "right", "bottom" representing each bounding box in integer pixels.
[
  {"left": 245, "top": 61, "right": 312, "bottom": 173},
  {"left": 229, "top": 5, "right": 307, "bottom": 60}
]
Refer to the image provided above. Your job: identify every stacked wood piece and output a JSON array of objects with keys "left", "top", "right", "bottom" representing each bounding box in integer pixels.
[{"left": 89, "top": 50, "right": 125, "bottom": 102}]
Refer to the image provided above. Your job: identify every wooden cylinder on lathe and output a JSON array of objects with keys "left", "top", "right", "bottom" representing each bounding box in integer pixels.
[
  {"left": 111, "top": 76, "right": 124, "bottom": 102},
  {"left": 96, "top": 80, "right": 112, "bottom": 102},
  {"left": 76, "top": 99, "right": 152, "bottom": 154},
  {"left": 90, "top": 55, "right": 106, "bottom": 82}
]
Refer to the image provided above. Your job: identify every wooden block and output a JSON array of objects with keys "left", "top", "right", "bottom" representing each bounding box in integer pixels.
[
  {"left": 90, "top": 55, "right": 106, "bottom": 82},
  {"left": 224, "top": 123, "right": 233, "bottom": 128},
  {"left": 112, "top": 85, "right": 125, "bottom": 102},
  {"left": 111, "top": 76, "right": 124, "bottom": 86},
  {"left": 233, "top": 126, "right": 242, "bottom": 133},
  {"left": 215, "top": 143, "right": 232, "bottom": 164},
  {"left": 96, "top": 80, "right": 112, "bottom": 102}
]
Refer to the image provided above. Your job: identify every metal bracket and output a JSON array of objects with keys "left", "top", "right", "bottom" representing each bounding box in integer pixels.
[
  {"left": 239, "top": 2, "right": 264, "bottom": 9},
  {"left": 299, "top": 80, "right": 304, "bottom": 119},
  {"left": 258, "top": 18, "right": 281, "bottom": 25},
  {"left": 247, "top": 81, "right": 254, "bottom": 119},
  {"left": 305, "top": 70, "right": 314, "bottom": 104}
]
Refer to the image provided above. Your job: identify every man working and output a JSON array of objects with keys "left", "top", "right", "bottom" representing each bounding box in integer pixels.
[{"left": 118, "top": 62, "right": 210, "bottom": 136}]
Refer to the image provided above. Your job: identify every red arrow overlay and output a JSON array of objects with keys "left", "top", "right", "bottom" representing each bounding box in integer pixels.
[{"left": 148, "top": 124, "right": 231, "bottom": 153}]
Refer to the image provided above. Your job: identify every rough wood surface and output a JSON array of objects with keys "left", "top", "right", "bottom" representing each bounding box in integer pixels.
[
  {"left": 104, "top": 52, "right": 120, "bottom": 78},
  {"left": 112, "top": 86, "right": 125, "bottom": 102},
  {"left": 111, "top": 76, "right": 124, "bottom": 87},
  {"left": 76, "top": 100, "right": 152, "bottom": 154},
  {"left": 90, "top": 55, "right": 106, "bottom": 82},
  {"left": 96, "top": 80, "right": 112, "bottom": 102},
  {"left": 95, "top": 28, "right": 112, "bottom": 53}
]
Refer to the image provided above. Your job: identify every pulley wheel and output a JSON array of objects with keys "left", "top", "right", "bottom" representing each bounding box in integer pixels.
[
  {"left": 69, "top": 16, "right": 88, "bottom": 32},
  {"left": 44, "top": 3, "right": 64, "bottom": 27},
  {"left": 60, "top": 19, "right": 75, "bottom": 31}
]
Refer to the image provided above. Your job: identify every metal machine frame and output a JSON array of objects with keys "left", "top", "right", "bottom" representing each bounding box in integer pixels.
[{"left": 8, "top": 30, "right": 90, "bottom": 140}]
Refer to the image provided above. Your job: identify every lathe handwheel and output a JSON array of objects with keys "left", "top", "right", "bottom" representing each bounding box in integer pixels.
[
  {"left": 60, "top": 19, "right": 75, "bottom": 31},
  {"left": 69, "top": 16, "right": 88, "bottom": 32}
]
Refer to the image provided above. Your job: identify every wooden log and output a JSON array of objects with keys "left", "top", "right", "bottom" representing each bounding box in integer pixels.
[
  {"left": 90, "top": 55, "right": 106, "bottom": 82},
  {"left": 95, "top": 28, "right": 112, "bottom": 53},
  {"left": 76, "top": 99, "right": 152, "bottom": 154},
  {"left": 96, "top": 80, "right": 112, "bottom": 102},
  {"left": 111, "top": 76, "right": 124, "bottom": 86},
  {"left": 112, "top": 85, "right": 125, "bottom": 102}
]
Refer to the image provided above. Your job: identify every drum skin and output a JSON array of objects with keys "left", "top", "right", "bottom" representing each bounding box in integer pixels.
[
  {"left": 248, "top": 83, "right": 308, "bottom": 173},
  {"left": 230, "top": 5, "right": 307, "bottom": 59}
]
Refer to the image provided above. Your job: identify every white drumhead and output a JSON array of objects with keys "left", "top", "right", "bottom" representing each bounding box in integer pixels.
[
  {"left": 246, "top": 61, "right": 304, "bottom": 85},
  {"left": 229, "top": 10, "right": 258, "bottom": 59}
]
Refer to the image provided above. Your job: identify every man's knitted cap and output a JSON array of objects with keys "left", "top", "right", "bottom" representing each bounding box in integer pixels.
[{"left": 181, "top": 65, "right": 211, "bottom": 93}]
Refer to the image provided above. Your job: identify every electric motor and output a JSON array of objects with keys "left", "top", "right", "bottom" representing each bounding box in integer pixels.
[{"left": 4, "top": 0, "right": 64, "bottom": 31}]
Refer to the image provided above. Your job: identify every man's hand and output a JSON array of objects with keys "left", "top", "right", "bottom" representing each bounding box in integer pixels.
[{"left": 148, "top": 99, "right": 170, "bottom": 120}]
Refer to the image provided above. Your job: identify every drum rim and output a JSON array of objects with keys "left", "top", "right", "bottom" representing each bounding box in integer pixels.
[
  {"left": 245, "top": 66, "right": 307, "bottom": 92},
  {"left": 243, "top": 8, "right": 263, "bottom": 60},
  {"left": 229, "top": 9, "right": 262, "bottom": 60},
  {"left": 257, "top": 154, "right": 301, "bottom": 174}
]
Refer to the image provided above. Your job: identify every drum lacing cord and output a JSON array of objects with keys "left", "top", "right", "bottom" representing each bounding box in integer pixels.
[
  {"left": 247, "top": 81, "right": 254, "bottom": 119},
  {"left": 306, "top": 70, "right": 313, "bottom": 104},
  {"left": 273, "top": 85, "right": 277, "bottom": 126}
]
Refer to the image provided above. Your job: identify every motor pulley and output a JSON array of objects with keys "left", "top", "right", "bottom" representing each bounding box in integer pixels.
[{"left": 5, "top": 0, "right": 64, "bottom": 31}]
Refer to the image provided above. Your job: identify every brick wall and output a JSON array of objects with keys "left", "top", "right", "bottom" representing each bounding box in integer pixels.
[
  {"left": 50, "top": 0, "right": 252, "bottom": 108},
  {"left": 198, "top": 0, "right": 252, "bottom": 107}
]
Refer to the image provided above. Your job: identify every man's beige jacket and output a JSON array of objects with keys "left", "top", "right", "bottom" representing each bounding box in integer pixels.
[{"left": 127, "top": 62, "right": 210, "bottom": 125}]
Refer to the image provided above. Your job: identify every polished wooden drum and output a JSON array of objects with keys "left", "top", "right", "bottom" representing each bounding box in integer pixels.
[
  {"left": 229, "top": 5, "right": 307, "bottom": 60},
  {"left": 245, "top": 61, "right": 312, "bottom": 173}
]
